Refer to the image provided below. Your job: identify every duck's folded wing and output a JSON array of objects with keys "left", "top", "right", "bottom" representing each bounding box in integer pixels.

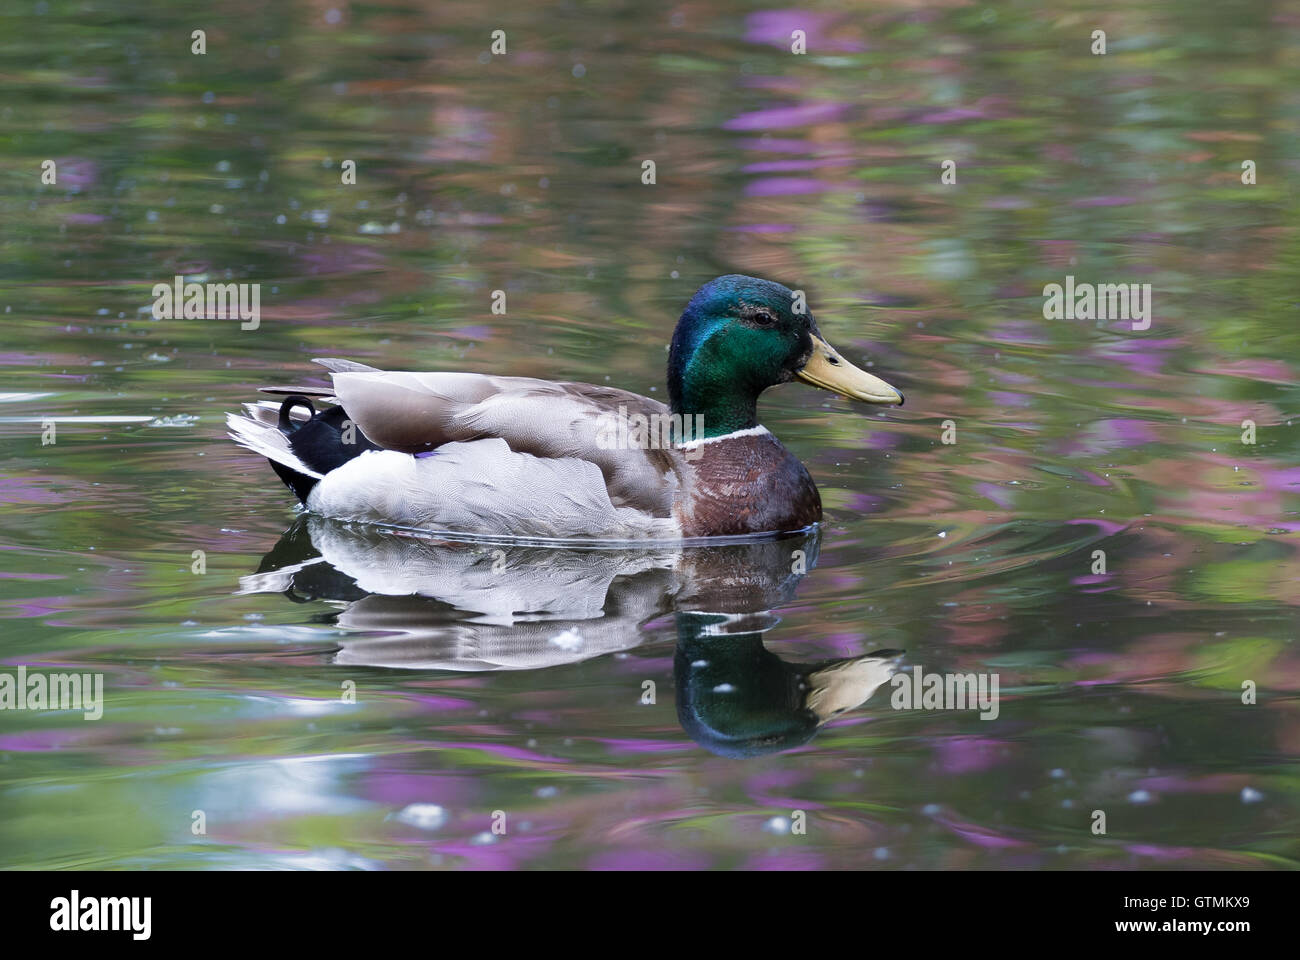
[{"left": 320, "top": 362, "right": 680, "bottom": 517}]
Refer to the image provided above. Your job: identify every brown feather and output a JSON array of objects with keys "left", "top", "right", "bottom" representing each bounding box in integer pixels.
[{"left": 677, "top": 431, "right": 821, "bottom": 536}]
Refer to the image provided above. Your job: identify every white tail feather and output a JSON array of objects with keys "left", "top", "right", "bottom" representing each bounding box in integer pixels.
[
  {"left": 225, "top": 411, "right": 324, "bottom": 479},
  {"left": 314, "top": 357, "right": 380, "bottom": 373}
]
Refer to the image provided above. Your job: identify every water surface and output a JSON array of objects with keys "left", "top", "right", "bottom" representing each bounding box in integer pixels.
[{"left": 1, "top": 0, "right": 1298, "bottom": 869}]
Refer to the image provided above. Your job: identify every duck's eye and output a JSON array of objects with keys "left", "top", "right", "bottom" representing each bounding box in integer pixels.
[{"left": 751, "top": 310, "right": 777, "bottom": 326}]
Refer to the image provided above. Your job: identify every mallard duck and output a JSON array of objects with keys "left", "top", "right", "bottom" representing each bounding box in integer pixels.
[{"left": 227, "top": 275, "right": 903, "bottom": 539}]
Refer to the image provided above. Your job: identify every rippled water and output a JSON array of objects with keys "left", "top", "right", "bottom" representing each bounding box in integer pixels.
[{"left": 1, "top": 1, "right": 1297, "bottom": 869}]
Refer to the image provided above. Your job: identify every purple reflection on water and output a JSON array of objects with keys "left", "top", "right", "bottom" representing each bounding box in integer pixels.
[
  {"left": 1124, "top": 844, "right": 1196, "bottom": 860},
  {"left": 1065, "top": 518, "right": 1128, "bottom": 536},
  {"left": 744, "top": 11, "right": 866, "bottom": 52},
  {"left": 933, "top": 737, "right": 1008, "bottom": 775},
  {"left": 595, "top": 738, "right": 688, "bottom": 754},
  {"left": 406, "top": 693, "right": 476, "bottom": 711},
  {"left": 1193, "top": 357, "right": 1296, "bottom": 384},
  {"left": 844, "top": 492, "right": 885, "bottom": 514},
  {"left": 0, "top": 478, "right": 64, "bottom": 505},
  {"left": 1104, "top": 338, "right": 1182, "bottom": 377},
  {"left": 736, "top": 137, "right": 846, "bottom": 153},
  {"left": 917, "top": 107, "right": 987, "bottom": 124},
  {"left": 742, "top": 158, "right": 854, "bottom": 173},
  {"left": 1070, "top": 573, "right": 1113, "bottom": 586},
  {"left": 53, "top": 158, "right": 99, "bottom": 192},
  {"left": 934, "top": 813, "right": 1027, "bottom": 849},
  {"left": 366, "top": 772, "right": 474, "bottom": 807},
  {"left": 989, "top": 320, "right": 1048, "bottom": 345},
  {"left": 440, "top": 741, "right": 572, "bottom": 764},
  {"left": 858, "top": 429, "right": 901, "bottom": 451},
  {"left": 823, "top": 630, "right": 867, "bottom": 658},
  {"left": 433, "top": 835, "right": 551, "bottom": 869},
  {"left": 448, "top": 324, "right": 493, "bottom": 340},
  {"left": 1105, "top": 418, "right": 1160, "bottom": 446},
  {"left": 1136, "top": 774, "right": 1250, "bottom": 795},
  {"left": 724, "top": 102, "right": 847, "bottom": 131},
  {"left": 1071, "top": 195, "right": 1139, "bottom": 207},
  {"left": 0, "top": 728, "right": 111, "bottom": 751},
  {"left": 1257, "top": 465, "right": 1300, "bottom": 492},
  {"left": 974, "top": 482, "right": 1015, "bottom": 508},
  {"left": 744, "top": 177, "right": 835, "bottom": 196},
  {"left": 6, "top": 599, "right": 69, "bottom": 618}
]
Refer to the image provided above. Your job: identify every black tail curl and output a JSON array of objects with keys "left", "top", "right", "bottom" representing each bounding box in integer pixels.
[{"left": 270, "top": 394, "right": 381, "bottom": 503}]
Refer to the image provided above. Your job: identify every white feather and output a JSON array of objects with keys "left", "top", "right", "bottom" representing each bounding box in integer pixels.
[
  {"left": 225, "top": 411, "right": 324, "bottom": 479},
  {"left": 306, "top": 439, "right": 681, "bottom": 539}
]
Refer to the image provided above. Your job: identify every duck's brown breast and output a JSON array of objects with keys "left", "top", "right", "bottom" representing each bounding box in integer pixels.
[{"left": 675, "top": 428, "right": 821, "bottom": 537}]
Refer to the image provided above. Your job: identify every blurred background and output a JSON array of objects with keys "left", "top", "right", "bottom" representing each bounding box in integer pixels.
[{"left": 0, "top": 0, "right": 1297, "bottom": 869}]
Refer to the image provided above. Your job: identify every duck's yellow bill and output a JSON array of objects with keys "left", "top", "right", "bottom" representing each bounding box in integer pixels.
[{"left": 796, "top": 335, "right": 904, "bottom": 405}]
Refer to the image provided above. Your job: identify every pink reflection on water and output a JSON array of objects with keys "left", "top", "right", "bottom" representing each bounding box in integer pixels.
[
  {"left": 595, "top": 738, "right": 688, "bottom": 755},
  {"left": 917, "top": 107, "right": 987, "bottom": 124},
  {"left": 933, "top": 812, "right": 1027, "bottom": 849},
  {"left": 974, "top": 482, "right": 1015, "bottom": 508},
  {"left": 1065, "top": 518, "right": 1128, "bottom": 536},
  {"left": 366, "top": 772, "right": 476, "bottom": 808},
  {"left": 724, "top": 102, "right": 847, "bottom": 131},
  {"left": 52, "top": 157, "right": 99, "bottom": 192},
  {"left": 1136, "top": 773, "right": 1253, "bottom": 795},
  {"left": 933, "top": 737, "right": 1010, "bottom": 775},
  {"left": 1191, "top": 357, "right": 1296, "bottom": 385},
  {"left": 744, "top": 177, "right": 836, "bottom": 196},
  {"left": 0, "top": 478, "right": 65, "bottom": 505},
  {"left": 1124, "top": 844, "right": 1197, "bottom": 860},
  {"left": 744, "top": 11, "right": 867, "bottom": 53},
  {"left": 742, "top": 157, "right": 855, "bottom": 173},
  {"left": 735, "top": 137, "right": 851, "bottom": 154},
  {"left": 432, "top": 834, "right": 552, "bottom": 869},
  {"left": 1070, "top": 195, "right": 1139, "bottom": 207}
]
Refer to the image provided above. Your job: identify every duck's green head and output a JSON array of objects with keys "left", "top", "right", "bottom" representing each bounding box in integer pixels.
[{"left": 668, "top": 275, "right": 903, "bottom": 437}]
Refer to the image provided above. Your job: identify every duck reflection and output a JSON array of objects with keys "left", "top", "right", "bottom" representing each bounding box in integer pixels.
[
  {"left": 674, "top": 614, "right": 900, "bottom": 757},
  {"left": 241, "top": 517, "right": 901, "bottom": 755}
]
